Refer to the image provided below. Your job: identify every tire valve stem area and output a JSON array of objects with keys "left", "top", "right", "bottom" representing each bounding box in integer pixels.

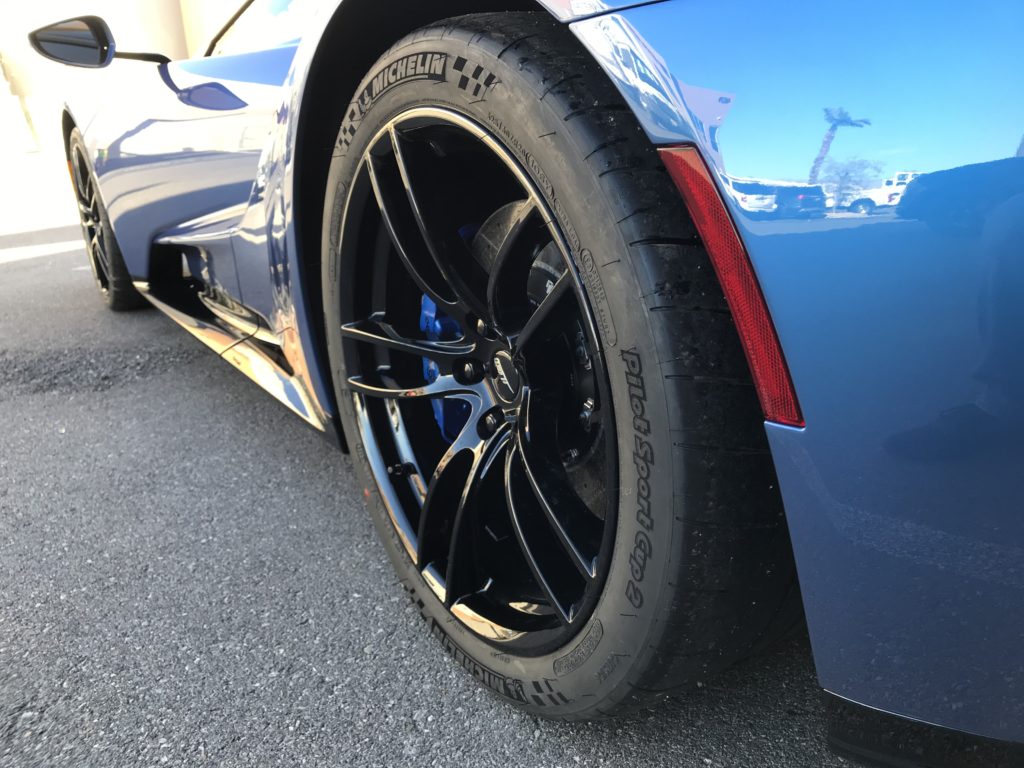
[{"left": 420, "top": 294, "right": 470, "bottom": 442}]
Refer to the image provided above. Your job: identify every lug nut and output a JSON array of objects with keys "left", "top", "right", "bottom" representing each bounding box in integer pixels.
[
  {"left": 458, "top": 360, "right": 478, "bottom": 382},
  {"left": 483, "top": 412, "right": 501, "bottom": 434}
]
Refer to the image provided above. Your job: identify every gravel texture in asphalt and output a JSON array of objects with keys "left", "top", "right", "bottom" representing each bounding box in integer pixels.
[{"left": 0, "top": 239, "right": 851, "bottom": 767}]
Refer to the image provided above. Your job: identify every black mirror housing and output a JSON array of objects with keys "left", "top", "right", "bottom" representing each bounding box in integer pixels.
[{"left": 29, "top": 16, "right": 116, "bottom": 69}]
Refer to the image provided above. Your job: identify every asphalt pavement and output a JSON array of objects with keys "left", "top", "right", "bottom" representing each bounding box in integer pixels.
[{"left": 0, "top": 228, "right": 851, "bottom": 767}]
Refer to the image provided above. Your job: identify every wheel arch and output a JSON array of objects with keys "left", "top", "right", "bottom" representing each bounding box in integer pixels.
[{"left": 292, "top": 0, "right": 571, "bottom": 451}]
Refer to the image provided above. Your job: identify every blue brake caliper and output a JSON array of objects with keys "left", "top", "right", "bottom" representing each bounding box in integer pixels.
[{"left": 420, "top": 295, "right": 470, "bottom": 443}]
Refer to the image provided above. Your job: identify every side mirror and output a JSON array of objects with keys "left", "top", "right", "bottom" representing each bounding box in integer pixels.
[{"left": 29, "top": 16, "right": 115, "bottom": 69}]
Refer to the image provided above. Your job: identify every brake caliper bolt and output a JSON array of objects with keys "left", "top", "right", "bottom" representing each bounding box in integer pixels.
[{"left": 484, "top": 412, "right": 501, "bottom": 434}]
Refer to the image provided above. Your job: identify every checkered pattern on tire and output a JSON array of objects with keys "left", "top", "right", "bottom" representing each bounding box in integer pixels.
[{"left": 453, "top": 56, "right": 497, "bottom": 98}]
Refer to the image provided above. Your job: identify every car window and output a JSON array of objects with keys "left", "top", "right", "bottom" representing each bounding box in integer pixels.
[{"left": 209, "top": 0, "right": 312, "bottom": 57}]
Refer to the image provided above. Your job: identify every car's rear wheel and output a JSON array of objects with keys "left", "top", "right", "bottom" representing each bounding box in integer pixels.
[
  {"left": 68, "top": 128, "right": 145, "bottom": 311},
  {"left": 322, "top": 12, "right": 799, "bottom": 718}
]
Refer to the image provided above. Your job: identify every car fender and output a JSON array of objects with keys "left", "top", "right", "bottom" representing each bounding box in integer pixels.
[{"left": 572, "top": 0, "right": 1024, "bottom": 746}]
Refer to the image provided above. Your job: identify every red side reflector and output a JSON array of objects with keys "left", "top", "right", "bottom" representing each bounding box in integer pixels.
[{"left": 660, "top": 146, "right": 804, "bottom": 427}]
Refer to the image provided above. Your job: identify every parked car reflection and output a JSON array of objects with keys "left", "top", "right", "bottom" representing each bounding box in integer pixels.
[
  {"left": 844, "top": 171, "right": 922, "bottom": 214},
  {"left": 723, "top": 177, "right": 827, "bottom": 219},
  {"left": 898, "top": 156, "right": 1024, "bottom": 234}
]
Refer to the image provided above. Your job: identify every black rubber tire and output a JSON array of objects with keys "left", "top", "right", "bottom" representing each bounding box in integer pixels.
[
  {"left": 68, "top": 128, "right": 146, "bottom": 312},
  {"left": 322, "top": 12, "right": 800, "bottom": 719},
  {"left": 850, "top": 198, "right": 876, "bottom": 215}
]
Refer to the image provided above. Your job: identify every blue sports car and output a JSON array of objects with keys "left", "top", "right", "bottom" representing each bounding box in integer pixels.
[{"left": 29, "top": 2, "right": 1024, "bottom": 765}]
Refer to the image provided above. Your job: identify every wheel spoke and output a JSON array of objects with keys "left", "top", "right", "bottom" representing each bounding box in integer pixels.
[
  {"left": 515, "top": 444, "right": 599, "bottom": 582},
  {"left": 388, "top": 127, "right": 489, "bottom": 321},
  {"left": 504, "top": 447, "right": 579, "bottom": 624},
  {"left": 414, "top": 402, "right": 511, "bottom": 597},
  {"left": 71, "top": 149, "right": 90, "bottom": 195},
  {"left": 516, "top": 389, "right": 600, "bottom": 579},
  {"left": 340, "top": 313, "right": 473, "bottom": 371},
  {"left": 347, "top": 372, "right": 480, "bottom": 400},
  {"left": 441, "top": 427, "right": 512, "bottom": 606},
  {"left": 481, "top": 198, "right": 550, "bottom": 334},
  {"left": 415, "top": 408, "right": 486, "bottom": 568},
  {"left": 89, "top": 233, "right": 105, "bottom": 270},
  {"left": 514, "top": 272, "right": 575, "bottom": 352},
  {"left": 364, "top": 153, "right": 456, "bottom": 312}
]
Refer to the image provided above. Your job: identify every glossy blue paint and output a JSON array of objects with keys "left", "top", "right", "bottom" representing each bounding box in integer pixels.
[
  {"left": 72, "top": 45, "right": 295, "bottom": 303},
  {"left": 66, "top": 32, "right": 321, "bottom": 417},
  {"left": 574, "top": 0, "right": 1024, "bottom": 742},
  {"left": 534, "top": 0, "right": 666, "bottom": 20}
]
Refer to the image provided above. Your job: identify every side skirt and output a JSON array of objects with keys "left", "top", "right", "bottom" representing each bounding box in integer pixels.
[
  {"left": 826, "top": 692, "right": 1024, "bottom": 768},
  {"left": 134, "top": 279, "right": 341, "bottom": 447}
]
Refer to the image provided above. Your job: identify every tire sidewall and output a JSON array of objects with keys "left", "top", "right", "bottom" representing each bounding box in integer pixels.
[{"left": 322, "top": 30, "right": 677, "bottom": 715}]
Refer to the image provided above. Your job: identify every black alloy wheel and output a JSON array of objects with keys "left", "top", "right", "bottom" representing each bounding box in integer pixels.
[
  {"left": 67, "top": 127, "right": 145, "bottom": 311},
  {"left": 338, "top": 108, "right": 616, "bottom": 654},
  {"left": 70, "top": 142, "right": 113, "bottom": 295}
]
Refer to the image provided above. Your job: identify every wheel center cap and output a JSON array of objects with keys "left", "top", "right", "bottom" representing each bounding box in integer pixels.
[{"left": 491, "top": 350, "right": 521, "bottom": 403}]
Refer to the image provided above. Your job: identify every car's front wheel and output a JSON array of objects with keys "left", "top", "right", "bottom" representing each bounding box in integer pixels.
[
  {"left": 849, "top": 198, "right": 876, "bottom": 215},
  {"left": 68, "top": 128, "right": 145, "bottom": 311},
  {"left": 322, "top": 12, "right": 799, "bottom": 718}
]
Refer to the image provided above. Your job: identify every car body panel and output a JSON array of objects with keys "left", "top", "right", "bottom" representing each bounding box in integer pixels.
[
  {"left": 535, "top": 0, "right": 666, "bottom": 20},
  {"left": 81, "top": 45, "right": 296, "bottom": 304},
  {"left": 65, "top": 17, "right": 330, "bottom": 427},
  {"left": 573, "top": 0, "right": 1024, "bottom": 742}
]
